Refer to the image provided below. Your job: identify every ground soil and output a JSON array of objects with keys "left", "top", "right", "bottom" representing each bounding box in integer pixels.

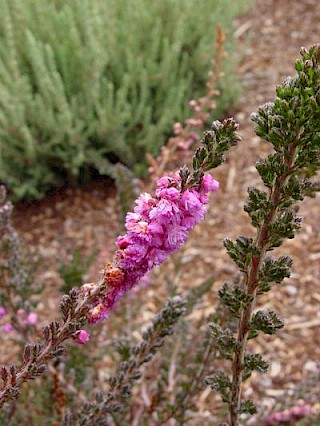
[{"left": 3, "top": 0, "right": 320, "bottom": 423}]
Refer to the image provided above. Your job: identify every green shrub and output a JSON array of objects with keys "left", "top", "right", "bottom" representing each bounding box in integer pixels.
[
  {"left": 0, "top": 0, "right": 251, "bottom": 199},
  {"left": 58, "top": 249, "right": 96, "bottom": 294}
]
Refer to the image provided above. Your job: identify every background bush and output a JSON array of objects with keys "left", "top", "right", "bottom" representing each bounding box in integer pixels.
[{"left": 0, "top": 0, "right": 250, "bottom": 199}]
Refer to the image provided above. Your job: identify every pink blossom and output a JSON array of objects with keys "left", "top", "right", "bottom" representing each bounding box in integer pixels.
[
  {"left": 134, "top": 193, "right": 155, "bottom": 217},
  {"left": 156, "top": 176, "right": 172, "bottom": 188},
  {"left": 17, "top": 308, "right": 25, "bottom": 318},
  {"left": 27, "top": 312, "right": 38, "bottom": 326},
  {"left": 155, "top": 186, "right": 180, "bottom": 201},
  {"left": 173, "top": 122, "right": 183, "bottom": 135},
  {"left": 116, "top": 172, "right": 218, "bottom": 288},
  {"left": 180, "top": 190, "right": 202, "bottom": 211},
  {"left": 85, "top": 172, "right": 219, "bottom": 323},
  {"left": 188, "top": 100, "right": 197, "bottom": 108},
  {"left": 2, "top": 323, "right": 13, "bottom": 333},
  {"left": 201, "top": 174, "right": 219, "bottom": 193},
  {"left": 73, "top": 330, "right": 90, "bottom": 345},
  {"left": 185, "top": 118, "right": 203, "bottom": 128},
  {"left": 264, "top": 403, "right": 312, "bottom": 425}
]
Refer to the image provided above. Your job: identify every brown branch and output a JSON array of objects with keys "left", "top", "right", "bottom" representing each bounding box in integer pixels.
[{"left": 0, "top": 272, "right": 108, "bottom": 408}]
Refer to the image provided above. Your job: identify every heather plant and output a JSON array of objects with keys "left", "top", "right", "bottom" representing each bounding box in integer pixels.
[
  {"left": 0, "top": 45, "right": 319, "bottom": 426},
  {"left": 146, "top": 26, "right": 226, "bottom": 185},
  {"left": 0, "top": 116, "right": 237, "bottom": 411},
  {"left": 205, "top": 44, "right": 320, "bottom": 425},
  {"left": 0, "top": 0, "right": 250, "bottom": 200},
  {"left": 250, "top": 367, "right": 320, "bottom": 425},
  {"left": 0, "top": 186, "right": 40, "bottom": 338}
]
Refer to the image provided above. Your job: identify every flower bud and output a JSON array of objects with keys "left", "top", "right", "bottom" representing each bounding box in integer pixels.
[
  {"left": 27, "top": 312, "right": 37, "bottom": 326},
  {"left": 73, "top": 329, "right": 90, "bottom": 345},
  {"left": 2, "top": 323, "right": 14, "bottom": 333}
]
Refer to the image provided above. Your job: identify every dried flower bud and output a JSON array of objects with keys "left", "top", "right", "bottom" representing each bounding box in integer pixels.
[
  {"left": 80, "top": 282, "right": 96, "bottom": 297},
  {"left": 104, "top": 263, "right": 125, "bottom": 288},
  {"left": 88, "top": 303, "right": 108, "bottom": 324}
]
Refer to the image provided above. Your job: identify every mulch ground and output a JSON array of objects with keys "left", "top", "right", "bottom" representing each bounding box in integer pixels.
[{"left": 3, "top": 0, "right": 320, "bottom": 423}]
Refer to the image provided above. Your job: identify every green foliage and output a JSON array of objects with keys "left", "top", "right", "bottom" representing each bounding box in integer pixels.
[
  {"left": 239, "top": 399, "right": 257, "bottom": 415},
  {"left": 0, "top": 186, "right": 40, "bottom": 314},
  {"left": 218, "top": 283, "right": 254, "bottom": 318},
  {"left": 192, "top": 119, "right": 241, "bottom": 171},
  {"left": 211, "top": 45, "right": 320, "bottom": 424},
  {"left": 208, "top": 323, "right": 238, "bottom": 360},
  {"left": 242, "top": 353, "right": 269, "bottom": 379},
  {"left": 65, "top": 345, "right": 93, "bottom": 384},
  {"left": 249, "top": 309, "right": 284, "bottom": 337},
  {"left": 0, "top": 0, "right": 250, "bottom": 199},
  {"left": 74, "top": 297, "right": 187, "bottom": 424},
  {"left": 58, "top": 250, "right": 96, "bottom": 294},
  {"left": 180, "top": 118, "right": 241, "bottom": 191},
  {"left": 1, "top": 376, "right": 58, "bottom": 426},
  {"left": 258, "top": 255, "right": 293, "bottom": 293},
  {"left": 224, "top": 236, "right": 259, "bottom": 273},
  {"left": 206, "top": 370, "right": 232, "bottom": 403}
]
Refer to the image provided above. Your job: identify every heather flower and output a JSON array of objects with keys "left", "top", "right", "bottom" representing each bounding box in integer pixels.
[
  {"left": 133, "top": 192, "right": 155, "bottom": 218},
  {"left": 173, "top": 122, "right": 183, "bottom": 135},
  {"left": 27, "top": 312, "right": 37, "bottom": 326},
  {"left": 188, "top": 99, "right": 198, "bottom": 108},
  {"left": 263, "top": 403, "right": 312, "bottom": 425},
  {"left": 2, "top": 322, "right": 13, "bottom": 333},
  {"left": 73, "top": 329, "right": 90, "bottom": 345},
  {"left": 201, "top": 174, "right": 220, "bottom": 193},
  {"left": 84, "top": 172, "right": 219, "bottom": 324},
  {"left": 116, "top": 173, "right": 218, "bottom": 294}
]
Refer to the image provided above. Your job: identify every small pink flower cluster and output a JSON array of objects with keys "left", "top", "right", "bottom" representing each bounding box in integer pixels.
[
  {"left": 73, "top": 329, "right": 90, "bottom": 345},
  {"left": 0, "top": 306, "right": 37, "bottom": 333},
  {"left": 116, "top": 173, "right": 219, "bottom": 289},
  {"left": 264, "top": 403, "right": 312, "bottom": 425},
  {"left": 81, "top": 172, "right": 219, "bottom": 329}
]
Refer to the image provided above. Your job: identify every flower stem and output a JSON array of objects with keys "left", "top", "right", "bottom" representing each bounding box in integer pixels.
[{"left": 0, "top": 274, "right": 106, "bottom": 407}]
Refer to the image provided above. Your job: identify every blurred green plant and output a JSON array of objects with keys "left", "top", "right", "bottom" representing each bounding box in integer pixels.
[
  {"left": 0, "top": 0, "right": 251, "bottom": 199},
  {"left": 58, "top": 250, "right": 97, "bottom": 294}
]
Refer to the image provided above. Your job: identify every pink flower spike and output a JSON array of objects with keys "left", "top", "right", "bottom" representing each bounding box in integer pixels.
[
  {"left": 73, "top": 330, "right": 90, "bottom": 345},
  {"left": 95, "top": 170, "right": 219, "bottom": 322},
  {"left": 0, "top": 307, "right": 6, "bottom": 319},
  {"left": 27, "top": 312, "right": 38, "bottom": 326},
  {"left": 2, "top": 323, "right": 14, "bottom": 333}
]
